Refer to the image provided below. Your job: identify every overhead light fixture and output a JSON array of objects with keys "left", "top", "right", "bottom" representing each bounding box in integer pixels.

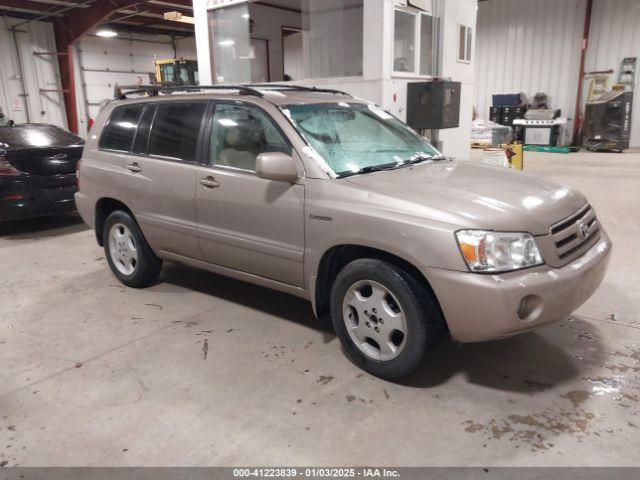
[
  {"left": 218, "top": 39, "right": 235, "bottom": 47},
  {"left": 96, "top": 28, "right": 118, "bottom": 38}
]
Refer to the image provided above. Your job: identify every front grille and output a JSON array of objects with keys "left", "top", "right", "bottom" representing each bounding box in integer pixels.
[
  {"left": 551, "top": 204, "right": 600, "bottom": 264},
  {"left": 551, "top": 206, "right": 591, "bottom": 235}
]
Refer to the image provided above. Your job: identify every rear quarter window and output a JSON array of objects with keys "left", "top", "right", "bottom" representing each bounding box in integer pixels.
[{"left": 99, "top": 105, "right": 144, "bottom": 152}]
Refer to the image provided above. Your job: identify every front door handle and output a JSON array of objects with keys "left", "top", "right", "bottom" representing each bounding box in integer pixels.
[
  {"left": 126, "top": 162, "right": 142, "bottom": 173},
  {"left": 199, "top": 176, "right": 220, "bottom": 189}
]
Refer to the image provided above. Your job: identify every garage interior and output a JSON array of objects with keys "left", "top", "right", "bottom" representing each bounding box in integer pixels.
[{"left": 1, "top": 0, "right": 640, "bottom": 471}]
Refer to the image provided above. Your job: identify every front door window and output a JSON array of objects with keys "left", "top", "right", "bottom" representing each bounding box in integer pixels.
[{"left": 208, "top": 103, "right": 291, "bottom": 172}]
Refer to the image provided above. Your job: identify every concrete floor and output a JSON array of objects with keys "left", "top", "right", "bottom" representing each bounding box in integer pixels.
[{"left": 1, "top": 150, "right": 639, "bottom": 467}]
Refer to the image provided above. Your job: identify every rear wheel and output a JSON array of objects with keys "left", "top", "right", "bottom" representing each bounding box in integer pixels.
[
  {"left": 330, "top": 259, "right": 445, "bottom": 379},
  {"left": 103, "top": 210, "right": 162, "bottom": 288}
]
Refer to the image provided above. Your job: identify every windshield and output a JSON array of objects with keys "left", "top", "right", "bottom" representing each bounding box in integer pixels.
[{"left": 283, "top": 102, "right": 440, "bottom": 176}]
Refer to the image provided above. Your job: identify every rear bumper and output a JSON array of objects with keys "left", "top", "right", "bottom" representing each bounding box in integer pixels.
[
  {"left": 425, "top": 230, "right": 612, "bottom": 343},
  {"left": 74, "top": 192, "right": 94, "bottom": 227},
  {"left": 0, "top": 177, "right": 77, "bottom": 222}
]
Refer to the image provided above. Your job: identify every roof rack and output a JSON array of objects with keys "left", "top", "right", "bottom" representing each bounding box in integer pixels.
[
  {"left": 245, "top": 84, "right": 353, "bottom": 97},
  {"left": 113, "top": 84, "right": 265, "bottom": 100}
]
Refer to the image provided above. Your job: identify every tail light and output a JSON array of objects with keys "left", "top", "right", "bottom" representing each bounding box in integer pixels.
[{"left": 0, "top": 155, "right": 21, "bottom": 176}]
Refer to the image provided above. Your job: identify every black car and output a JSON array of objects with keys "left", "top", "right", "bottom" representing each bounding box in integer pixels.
[{"left": 0, "top": 123, "right": 84, "bottom": 222}]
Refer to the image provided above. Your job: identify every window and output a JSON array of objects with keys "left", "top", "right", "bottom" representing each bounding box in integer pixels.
[
  {"left": 394, "top": 9, "right": 436, "bottom": 76},
  {"left": 160, "top": 62, "right": 199, "bottom": 85},
  {"left": 99, "top": 105, "right": 144, "bottom": 152},
  {"left": 208, "top": 0, "right": 363, "bottom": 83},
  {"left": 306, "top": 0, "right": 364, "bottom": 79},
  {"left": 458, "top": 25, "right": 473, "bottom": 63},
  {"left": 160, "top": 64, "right": 176, "bottom": 84},
  {"left": 419, "top": 14, "right": 434, "bottom": 76},
  {"left": 131, "top": 105, "right": 156, "bottom": 155},
  {"left": 394, "top": 11, "right": 415, "bottom": 73},
  {"left": 148, "top": 102, "right": 207, "bottom": 162},
  {"left": 208, "top": 103, "right": 291, "bottom": 172}
]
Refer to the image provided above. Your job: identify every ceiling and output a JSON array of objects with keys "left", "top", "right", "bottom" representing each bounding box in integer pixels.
[{"left": 0, "top": 0, "right": 195, "bottom": 37}]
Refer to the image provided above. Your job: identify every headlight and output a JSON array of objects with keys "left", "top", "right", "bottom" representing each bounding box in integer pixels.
[{"left": 456, "top": 230, "right": 544, "bottom": 273}]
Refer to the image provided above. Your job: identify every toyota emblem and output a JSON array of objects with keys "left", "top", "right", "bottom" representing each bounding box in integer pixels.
[{"left": 580, "top": 223, "right": 589, "bottom": 238}]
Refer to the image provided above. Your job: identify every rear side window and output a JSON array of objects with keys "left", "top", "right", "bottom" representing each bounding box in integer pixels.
[
  {"left": 100, "top": 105, "right": 144, "bottom": 151},
  {"left": 148, "top": 102, "right": 207, "bottom": 162},
  {"left": 131, "top": 105, "right": 157, "bottom": 155}
]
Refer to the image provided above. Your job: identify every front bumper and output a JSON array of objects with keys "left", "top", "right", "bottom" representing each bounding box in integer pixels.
[{"left": 425, "top": 230, "right": 612, "bottom": 343}]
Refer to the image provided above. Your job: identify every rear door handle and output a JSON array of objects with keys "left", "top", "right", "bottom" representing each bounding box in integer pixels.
[
  {"left": 126, "top": 162, "right": 142, "bottom": 173},
  {"left": 199, "top": 176, "right": 220, "bottom": 188}
]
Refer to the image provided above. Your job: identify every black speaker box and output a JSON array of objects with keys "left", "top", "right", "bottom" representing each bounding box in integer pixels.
[{"left": 406, "top": 81, "right": 461, "bottom": 130}]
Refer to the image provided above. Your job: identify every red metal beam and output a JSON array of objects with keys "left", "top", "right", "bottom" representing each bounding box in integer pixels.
[
  {"left": 149, "top": 0, "right": 193, "bottom": 8},
  {"left": 54, "top": 0, "right": 144, "bottom": 44},
  {"left": 572, "top": 0, "right": 594, "bottom": 146},
  {"left": 53, "top": 0, "right": 144, "bottom": 133},
  {"left": 118, "top": 3, "right": 193, "bottom": 16},
  {"left": 110, "top": 23, "right": 194, "bottom": 37},
  {"left": 110, "top": 11, "right": 194, "bottom": 31}
]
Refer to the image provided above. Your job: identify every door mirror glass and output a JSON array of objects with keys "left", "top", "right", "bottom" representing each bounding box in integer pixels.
[{"left": 256, "top": 152, "right": 298, "bottom": 183}]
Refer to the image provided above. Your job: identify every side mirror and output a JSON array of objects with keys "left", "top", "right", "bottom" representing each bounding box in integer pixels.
[{"left": 256, "top": 152, "right": 299, "bottom": 183}]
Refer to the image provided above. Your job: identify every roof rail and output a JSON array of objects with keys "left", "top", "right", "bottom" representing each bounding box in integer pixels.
[
  {"left": 245, "top": 84, "right": 353, "bottom": 97},
  {"left": 113, "top": 84, "right": 265, "bottom": 100}
]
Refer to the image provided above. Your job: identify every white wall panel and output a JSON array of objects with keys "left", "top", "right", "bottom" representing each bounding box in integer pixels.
[
  {"left": 75, "top": 33, "right": 197, "bottom": 137},
  {"left": 176, "top": 36, "right": 197, "bottom": 59},
  {"left": 474, "top": 0, "right": 586, "bottom": 145},
  {"left": 0, "top": 16, "right": 67, "bottom": 128},
  {"left": 438, "top": 0, "right": 477, "bottom": 159},
  {"left": 584, "top": 0, "right": 640, "bottom": 146}
]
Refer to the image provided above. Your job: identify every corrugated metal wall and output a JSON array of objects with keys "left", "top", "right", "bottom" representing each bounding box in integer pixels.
[
  {"left": 0, "top": 16, "right": 67, "bottom": 128},
  {"left": 474, "top": 0, "right": 587, "bottom": 144},
  {"left": 475, "top": 0, "right": 640, "bottom": 147},
  {"left": 584, "top": 0, "right": 640, "bottom": 146}
]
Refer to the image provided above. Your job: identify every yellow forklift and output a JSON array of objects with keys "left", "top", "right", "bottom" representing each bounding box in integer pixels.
[{"left": 153, "top": 58, "right": 199, "bottom": 86}]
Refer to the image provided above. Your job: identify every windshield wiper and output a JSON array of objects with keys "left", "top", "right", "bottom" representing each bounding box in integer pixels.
[
  {"left": 337, "top": 163, "right": 400, "bottom": 178},
  {"left": 336, "top": 156, "right": 449, "bottom": 178},
  {"left": 406, "top": 154, "right": 449, "bottom": 165}
]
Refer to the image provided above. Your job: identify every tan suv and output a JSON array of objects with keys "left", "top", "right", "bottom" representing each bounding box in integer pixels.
[{"left": 75, "top": 85, "right": 611, "bottom": 379}]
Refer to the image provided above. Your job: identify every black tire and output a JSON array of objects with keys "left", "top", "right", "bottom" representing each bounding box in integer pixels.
[
  {"left": 103, "top": 210, "right": 162, "bottom": 288},
  {"left": 330, "top": 258, "right": 446, "bottom": 380}
]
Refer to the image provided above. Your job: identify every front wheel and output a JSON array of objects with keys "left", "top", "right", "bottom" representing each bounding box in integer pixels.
[
  {"left": 330, "top": 259, "right": 446, "bottom": 379},
  {"left": 103, "top": 210, "right": 162, "bottom": 288}
]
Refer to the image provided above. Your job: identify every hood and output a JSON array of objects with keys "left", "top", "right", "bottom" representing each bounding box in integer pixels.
[{"left": 345, "top": 160, "right": 587, "bottom": 235}]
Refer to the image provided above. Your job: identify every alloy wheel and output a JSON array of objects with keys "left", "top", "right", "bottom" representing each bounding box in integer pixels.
[
  {"left": 342, "top": 280, "right": 408, "bottom": 361},
  {"left": 108, "top": 223, "right": 138, "bottom": 276}
]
